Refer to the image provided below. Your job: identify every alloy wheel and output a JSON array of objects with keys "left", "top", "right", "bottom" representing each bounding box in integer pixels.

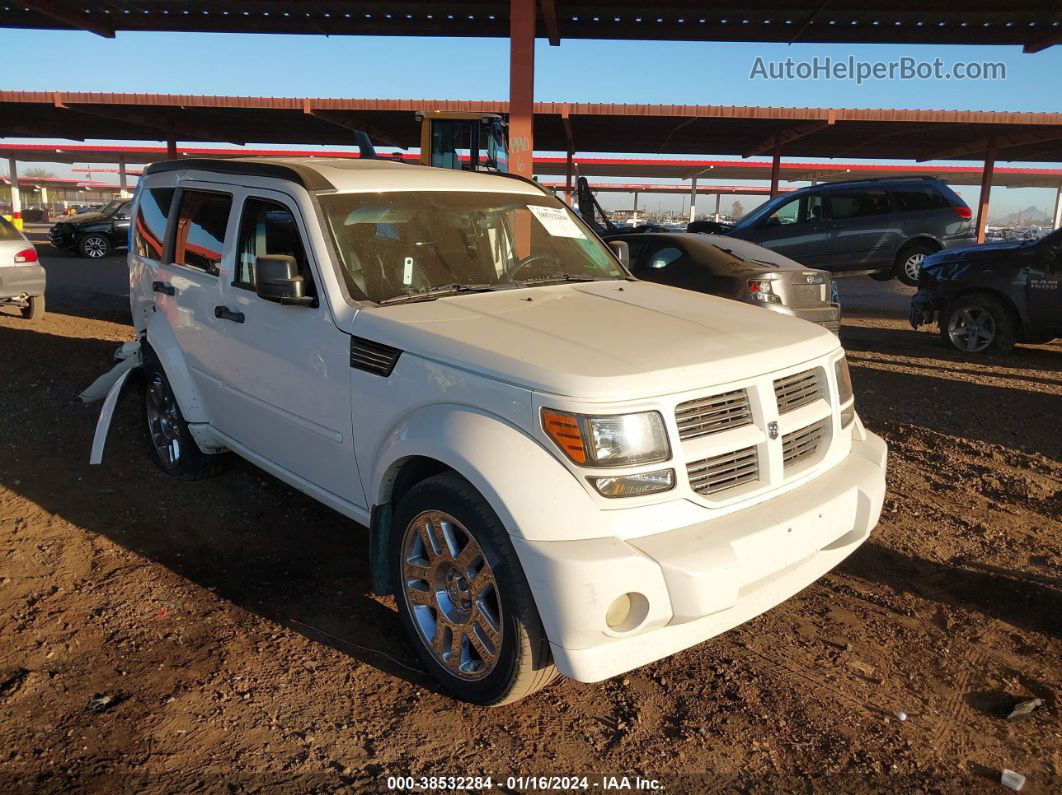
[
  {"left": 145, "top": 373, "right": 183, "bottom": 467},
  {"left": 83, "top": 237, "right": 108, "bottom": 258},
  {"left": 400, "top": 511, "right": 503, "bottom": 680},
  {"left": 948, "top": 306, "right": 997, "bottom": 352}
]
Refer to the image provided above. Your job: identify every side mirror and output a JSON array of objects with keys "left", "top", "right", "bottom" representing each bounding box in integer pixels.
[
  {"left": 254, "top": 255, "right": 314, "bottom": 306},
  {"left": 608, "top": 240, "right": 630, "bottom": 268}
]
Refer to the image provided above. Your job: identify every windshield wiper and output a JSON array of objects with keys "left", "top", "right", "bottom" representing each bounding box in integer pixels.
[
  {"left": 515, "top": 273, "right": 599, "bottom": 287},
  {"left": 378, "top": 283, "right": 495, "bottom": 305}
]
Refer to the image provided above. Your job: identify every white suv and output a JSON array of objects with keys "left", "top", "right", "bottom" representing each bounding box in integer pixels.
[{"left": 86, "top": 157, "right": 887, "bottom": 706}]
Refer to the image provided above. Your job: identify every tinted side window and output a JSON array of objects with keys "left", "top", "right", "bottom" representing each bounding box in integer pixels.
[
  {"left": 766, "top": 193, "right": 825, "bottom": 226},
  {"left": 828, "top": 188, "right": 891, "bottom": 220},
  {"left": 173, "top": 190, "right": 232, "bottom": 276},
  {"left": 235, "top": 198, "right": 311, "bottom": 290},
  {"left": 133, "top": 188, "right": 174, "bottom": 261},
  {"left": 891, "top": 183, "right": 951, "bottom": 212}
]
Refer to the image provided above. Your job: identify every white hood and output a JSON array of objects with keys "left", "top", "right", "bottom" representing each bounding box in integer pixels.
[{"left": 352, "top": 281, "right": 839, "bottom": 400}]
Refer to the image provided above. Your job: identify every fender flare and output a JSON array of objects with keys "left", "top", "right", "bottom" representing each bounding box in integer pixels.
[{"left": 143, "top": 313, "right": 210, "bottom": 424}]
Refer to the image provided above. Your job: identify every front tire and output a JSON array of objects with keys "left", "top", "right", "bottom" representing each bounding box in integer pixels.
[
  {"left": 78, "top": 233, "right": 113, "bottom": 259},
  {"left": 141, "top": 354, "right": 226, "bottom": 480},
  {"left": 391, "top": 473, "right": 557, "bottom": 705},
  {"left": 940, "top": 294, "right": 1016, "bottom": 354},
  {"left": 20, "top": 294, "right": 44, "bottom": 320},
  {"left": 894, "top": 243, "right": 937, "bottom": 287}
]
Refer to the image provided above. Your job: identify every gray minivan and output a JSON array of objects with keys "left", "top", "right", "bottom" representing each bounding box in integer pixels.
[{"left": 720, "top": 178, "right": 975, "bottom": 286}]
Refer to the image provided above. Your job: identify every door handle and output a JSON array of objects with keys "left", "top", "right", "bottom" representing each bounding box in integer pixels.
[
  {"left": 152, "top": 281, "right": 175, "bottom": 296},
  {"left": 214, "top": 305, "right": 245, "bottom": 324}
]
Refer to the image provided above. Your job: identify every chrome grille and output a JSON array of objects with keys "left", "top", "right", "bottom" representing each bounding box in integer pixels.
[
  {"left": 675, "top": 388, "right": 752, "bottom": 440},
  {"left": 782, "top": 420, "right": 826, "bottom": 469},
  {"left": 773, "top": 370, "right": 821, "bottom": 413},
  {"left": 687, "top": 446, "right": 759, "bottom": 496}
]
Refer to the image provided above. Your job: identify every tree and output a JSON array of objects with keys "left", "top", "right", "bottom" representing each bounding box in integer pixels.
[
  {"left": 731, "top": 200, "right": 745, "bottom": 219},
  {"left": 23, "top": 168, "right": 57, "bottom": 179}
]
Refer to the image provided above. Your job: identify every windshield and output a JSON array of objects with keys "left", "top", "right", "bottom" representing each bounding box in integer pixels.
[
  {"left": 96, "top": 199, "right": 125, "bottom": 217},
  {"left": 319, "top": 191, "right": 625, "bottom": 304}
]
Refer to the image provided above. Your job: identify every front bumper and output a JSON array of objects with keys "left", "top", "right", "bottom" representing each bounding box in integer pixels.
[
  {"left": 48, "top": 225, "right": 76, "bottom": 250},
  {"left": 0, "top": 264, "right": 46, "bottom": 299},
  {"left": 514, "top": 429, "right": 887, "bottom": 682},
  {"left": 909, "top": 288, "right": 942, "bottom": 328}
]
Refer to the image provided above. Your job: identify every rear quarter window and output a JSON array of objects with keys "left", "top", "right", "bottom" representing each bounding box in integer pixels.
[
  {"left": 890, "top": 183, "right": 952, "bottom": 212},
  {"left": 133, "top": 188, "right": 175, "bottom": 261}
]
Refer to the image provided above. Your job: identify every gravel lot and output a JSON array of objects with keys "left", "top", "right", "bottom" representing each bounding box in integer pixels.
[{"left": 1, "top": 242, "right": 1059, "bottom": 792}]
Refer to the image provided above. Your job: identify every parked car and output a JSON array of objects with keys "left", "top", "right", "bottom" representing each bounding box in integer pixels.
[
  {"left": 0, "top": 215, "right": 45, "bottom": 320},
  {"left": 84, "top": 157, "right": 887, "bottom": 705},
  {"left": 910, "top": 228, "right": 1062, "bottom": 354},
  {"left": 716, "top": 177, "right": 975, "bottom": 286},
  {"left": 48, "top": 198, "right": 131, "bottom": 258},
  {"left": 607, "top": 231, "right": 841, "bottom": 334}
]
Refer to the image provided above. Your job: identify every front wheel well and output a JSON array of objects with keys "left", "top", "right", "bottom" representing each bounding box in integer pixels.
[
  {"left": 370, "top": 455, "right": 458, "bottom": 595},
  {"left": 940, "top": 288, "right": 1023, "bottom": 334}
]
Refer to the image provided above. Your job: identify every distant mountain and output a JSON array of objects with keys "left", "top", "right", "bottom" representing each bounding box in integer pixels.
[{"left": 990, "top": 206, "right": 1049, "bottom": 226}]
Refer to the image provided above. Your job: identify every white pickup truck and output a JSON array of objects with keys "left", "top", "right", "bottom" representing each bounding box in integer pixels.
[{"left": 86, "top": 157, "right": 886, "bottom": 705}]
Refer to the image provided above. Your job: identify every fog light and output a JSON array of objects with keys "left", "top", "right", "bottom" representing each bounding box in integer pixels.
[
  {"left": 605, "top": 592, "right": 650, "bottom": 632},
  {"left": 840, "top": 404, "right": 856, "bottom": 429},
  {"left": 606, "top": 594, "right": 631, "bottom": 628},
  {"left": 588, "top": 468, "right": 674, "bottom": 498}
]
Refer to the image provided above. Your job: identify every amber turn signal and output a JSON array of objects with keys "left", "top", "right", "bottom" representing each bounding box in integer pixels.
[{"left": 541, "top": 409, "right": 588, "bottom": 465}]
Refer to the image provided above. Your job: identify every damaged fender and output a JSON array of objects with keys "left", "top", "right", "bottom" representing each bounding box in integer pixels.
[{"left": 83, "top": 341, "right": 141, "bottom": 465}]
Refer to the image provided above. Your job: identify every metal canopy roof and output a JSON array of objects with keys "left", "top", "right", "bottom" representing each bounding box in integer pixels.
[
  {"left": 4, "top": 92, "right": 1062, "bottom": 163},
  {"left": 2, "top": 2, "right": 1059, "bottom": 50},
  {"left": 3, "top": 144, "right": 1062, "bottom": 189}
]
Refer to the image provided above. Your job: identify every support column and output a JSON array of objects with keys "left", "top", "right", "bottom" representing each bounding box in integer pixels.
[
  {"left": 975, "top": 141, "right": 996, "bottom": 244},
  {"left": 632, "top": 191, "right": 639, "bottom": 225},
  {"left": 40, "top": 186, "right": 48, "bottom": 221},
  {"left": 6, "top": 157, "right": 21, "bottom": 230},
  {"left": 714, "top": 193, "right": 721, "bottom": 219},
  {"left": 1053, "top": 182, "right": 1062, "bottom": 230},
  {"left": 165, "top": 120, "right": 178, "bottom": 160},
  {"left": 564, "top": 148, "right": 573, "bottom": 205},
  {"left": 118, "top": 156, "right": 129, "bottom": 197},
  {"left": 508, "top": 0, "right": 535, "bottom": 179},
  {"left": 688, "top": 177, "right": 698, "bottom": 224},
  {"left": 769, "top": 138, "right": 782, "bottom": 198}
]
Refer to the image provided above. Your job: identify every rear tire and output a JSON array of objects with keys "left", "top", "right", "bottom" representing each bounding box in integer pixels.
[
  {"left": 20, "top": 294, "right": 44, "bottom": 320},
  {"left": 141, "top": 353, "right": 226, "bottom": 480},
  {"left": 895, "top": 243, "right": 937, "bottom": 287},
  {"left": 391, "top": 473, "right": 557, "bottom": 705},
  {"left": 78, "top": 234, "right": 113, "bottom": 259},
  {"left": 940, "top": 294, "right": 1016, "bottom": 355}
]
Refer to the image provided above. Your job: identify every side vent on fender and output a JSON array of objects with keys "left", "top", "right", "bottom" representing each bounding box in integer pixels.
[{"left": 350, "top": 336, "right": 402, "bottom": 377}]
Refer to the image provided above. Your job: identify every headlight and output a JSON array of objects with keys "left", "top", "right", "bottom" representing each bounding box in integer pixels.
[
  {"left": 541, "top": 409, "right": 670, "bottom": 467},
  {"left": 835, "top": 356, "right": 855, "bottom": 428}
]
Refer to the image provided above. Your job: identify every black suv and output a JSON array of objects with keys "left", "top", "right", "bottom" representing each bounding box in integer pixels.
[
  {"left": 717, "top": 178, "right": 975, "bottom": 286},
  {"left": 48, "top": 198, "right": 131, "bottom": 259},
  {"left": 910, "top": 228, "right": 1062, "bottom": 354}
]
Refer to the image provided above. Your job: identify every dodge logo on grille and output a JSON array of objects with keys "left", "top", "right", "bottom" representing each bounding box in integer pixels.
[{"left": 768, "top": 420, "right": 779, "bottom": 440}]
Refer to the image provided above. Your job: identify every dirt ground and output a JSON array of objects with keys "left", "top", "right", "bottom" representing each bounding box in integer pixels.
[{"left": 1, "top": 248, "right": 1059, "bottom": 793}]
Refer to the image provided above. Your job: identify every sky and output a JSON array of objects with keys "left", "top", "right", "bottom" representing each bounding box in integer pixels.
[{"left": 2, "top": 29, "right": 1060, "bottom": 218}]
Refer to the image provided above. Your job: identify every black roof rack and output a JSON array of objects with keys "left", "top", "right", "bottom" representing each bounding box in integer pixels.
[{"left": 143, "top": 158, "right": 335, "bottom": 191}]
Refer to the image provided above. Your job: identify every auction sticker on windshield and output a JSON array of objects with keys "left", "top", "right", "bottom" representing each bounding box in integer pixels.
[{"left": 528, "top": 205, "right": 586, "bottom": 238}]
